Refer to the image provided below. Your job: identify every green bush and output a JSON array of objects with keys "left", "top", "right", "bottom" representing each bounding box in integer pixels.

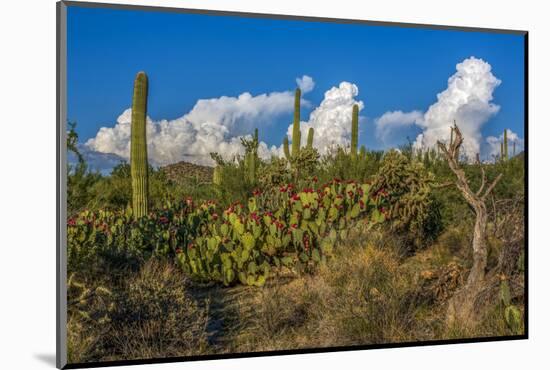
[{"left": 372, "top": 150, "right": 442, "bottom": 250}]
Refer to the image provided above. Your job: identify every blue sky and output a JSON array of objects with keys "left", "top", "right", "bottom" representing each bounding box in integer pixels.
[{"left": 67, "top": 5, "right": 525, "bottom": 168}]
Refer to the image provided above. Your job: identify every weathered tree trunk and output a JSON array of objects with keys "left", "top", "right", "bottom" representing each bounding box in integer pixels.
[
  {"left": 437, "top": 124, "right": 502, "bottom": 327},
  {"left": 446, "top": 202, "right": 487, "bottom": 325}
]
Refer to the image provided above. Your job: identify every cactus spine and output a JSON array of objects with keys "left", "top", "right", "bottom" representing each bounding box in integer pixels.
[
  {"left": 306, "top": 127, "right": 314, "bottom": 149},
  {"left": 130, "top": 71, "right": 149, "bottom": 220},
  {"left": 291, "top": 88, "right": 301, "bottom": 157},
  {"left": 351, "top": 104, "right": 359, "bottom": 159}
]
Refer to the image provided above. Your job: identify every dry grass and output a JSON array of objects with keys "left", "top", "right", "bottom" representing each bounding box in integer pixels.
[
  {"left": 225, "top": 225, "right": 523, "bottom": 353},
  {"left": 68, "top": 224, "right": 523, "bottom": 363},
  {"left": 67, "top": 259, "right": 210, "bottom": 364}
]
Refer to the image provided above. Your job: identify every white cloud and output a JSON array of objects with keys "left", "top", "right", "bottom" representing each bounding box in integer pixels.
[
  {"left": 296, "top": 75, "right": 315, "bottom": 94},
  {"left": 374, "top": 57, "right": 502, "bottom": 160},
  {"left": 285, "top": 82, "right": 364, "bottom": 155},
  {"left": 86, "top": 90, "right": 297, "bottom": 166},
  {"left": 375, "top": 110, "right": 423, "bottom": 145},
  {"left": 87, "top": 78, "right": 364, "bottom": 168},
  {"left": 485, "top": 129, "right": 524, "bottom": 159}
]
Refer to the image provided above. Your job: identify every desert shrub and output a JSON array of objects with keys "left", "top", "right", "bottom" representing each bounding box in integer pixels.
[
  {"left": 319, "top": 146, "right": 382, "bottom": 183},
  {"left": 233, "top": 240, "right": 418, "bottom": 352},
  {"left": 211, "top": 157, "right": 255, "bottom": 207},
  {"left": 288, "top": 146, "right": 320, "bottom": 183},
  {"left": 67, "top": 162, "right": 102, "bottom": 216},
  {"left": 67, "top": 260, "right": 210, "bottom": 363},
  {"left": 436, "top": 224, "right": 472, "bottom": 257},
  {"left": 372, "top": 150, "right": 442, "bottom": 251},
  {"left": 258, "top": 156, "right": 292, "bottom": 189},
  {"left": 88, "top": 162, "right": 175, "bottom": 211}
]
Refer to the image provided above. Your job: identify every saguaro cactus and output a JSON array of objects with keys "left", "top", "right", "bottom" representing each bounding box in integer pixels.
[
  {"left": 212, "top": 166, "right": 222, "bottom": 186},
  {"left": 503, "top": 129, "right": 508, "bottom": 160},
  {"left": 306, "top": 127, "right": 314, "bottom": 149},
  {"left": 130, "top": 71, "right": 149, "bottom": 219},
  {"left": 291, "top": 88, "right": 301, "bottom": 156},
  {"left": 283, "top": 137, "right": 290, "bottom": 160},
  {"left": 359, "top": 145, "right": 367, "bottom": 160},
  {"left": 351, "top": 104, "right": 359, "bottom": 159}
]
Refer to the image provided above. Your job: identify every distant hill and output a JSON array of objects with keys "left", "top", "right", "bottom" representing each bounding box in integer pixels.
[{"left": 161, "top": 161, "right": 214, "bottom": 185}]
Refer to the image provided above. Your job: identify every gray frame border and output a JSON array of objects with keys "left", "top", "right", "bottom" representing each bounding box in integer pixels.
[
  {"left": 57, "top": 1, "right": 68, "bottom": 368},
  {"left": 56, "top": 1, "right": 528, "bottom": 369}
]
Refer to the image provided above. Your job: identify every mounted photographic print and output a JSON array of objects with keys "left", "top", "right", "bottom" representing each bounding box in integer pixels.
[{"left": 56, "top": 1, "right": 528, "bottom": 368}]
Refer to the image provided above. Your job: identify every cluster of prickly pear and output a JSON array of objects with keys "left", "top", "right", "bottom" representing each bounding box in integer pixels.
[
  {"left": 67, "top": 198, "right": 216, "bottom": 273},
  {"left": 68, "top": 176, "right": 389, "bottom": 287},
  {"left": 176, "top": 178, "right": 389, "bottom": 286},
  {"left": 499, "top": 279, "right": 523, "bottom": 334},
  {"left": 372, "top": 150, "right": 440, "bottom": 247}
]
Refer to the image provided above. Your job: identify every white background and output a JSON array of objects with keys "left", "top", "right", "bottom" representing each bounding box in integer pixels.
[{"left": 0, "top": 0, "right": 548, "bottom": 369}]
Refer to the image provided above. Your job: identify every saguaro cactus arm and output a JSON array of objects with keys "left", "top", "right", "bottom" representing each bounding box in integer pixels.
[
  {"left": 130, "top": 71, "right": 149, "bottom": 219},
  {"left": 283, "top": 137, "right": 290, "bottom": 161},
  {"left": 306, "top": 127, "right": 314, "bottom": 149}
]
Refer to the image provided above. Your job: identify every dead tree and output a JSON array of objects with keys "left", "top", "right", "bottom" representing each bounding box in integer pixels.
[{"left": 437, "top": 124, "right": 502, "bottom": 326}]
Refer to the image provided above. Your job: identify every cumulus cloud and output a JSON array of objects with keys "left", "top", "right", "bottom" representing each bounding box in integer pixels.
[
  {"left": 375, "top": 110, "right": 423, "bottom": 145},
  {"left": 86, "top": 90, "right": 299, "bottom": 166},
  {"left": 296, "top": 75, "right": 315, "bottom": 94},
  {"left": 414, "top": 57, "right": 501, "bottom": 158},
  {"left": 485, "top": 129, "right": 524, "bottom": 159},
  {"left": 375, "top": 57, "right": 502, "bottom": 160},
  {"left": 286, "top": 82, "right": 364, "bottom": 154},
  {"left": 69, "top": 145, "right": 127, "bottom": 175}
]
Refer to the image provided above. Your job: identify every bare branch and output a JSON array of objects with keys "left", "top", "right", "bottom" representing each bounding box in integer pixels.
[
  {"left": 476, "top": 165, "right": 486, "bottom": 196},
  {"left": 433, "top": 181, "right": 454, "bottom": 189},
  {"left": 482, "top": 173, "right": 503, "bottom": 200}
]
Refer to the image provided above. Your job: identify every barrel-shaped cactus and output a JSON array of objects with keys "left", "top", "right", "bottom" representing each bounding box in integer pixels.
[
  {"left": 351, "top": 104, "right": 359, "bottom": 159},
  {"left": 130, "top": 71, "right": 149, "bottom": 219}
]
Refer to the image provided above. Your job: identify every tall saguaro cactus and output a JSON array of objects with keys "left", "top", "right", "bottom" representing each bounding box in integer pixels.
[
  {"left": 130, "top": 71, "right": 149, "bottom": 219},
  {"left": 351, "top": 104, "right": 359, "bottom": 159},
  {"left": 291, "top": 88, "right": 301, "bottom": 157}
]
